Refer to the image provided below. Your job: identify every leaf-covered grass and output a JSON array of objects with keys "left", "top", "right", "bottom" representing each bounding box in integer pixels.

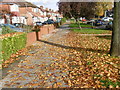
[
  {"left": 69, "top": 23, "right": 92, "bottom": 28},
  {"left": 70, "top": 28, "right": 112, "bottom": 34}
]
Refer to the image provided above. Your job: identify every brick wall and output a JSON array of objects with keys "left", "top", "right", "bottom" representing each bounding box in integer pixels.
[
  {"left": 26, "top": 24, "right": 55, "bottom": 46},
  {"left": 26, "top": 32, "right": 36, "bottom": 46}
]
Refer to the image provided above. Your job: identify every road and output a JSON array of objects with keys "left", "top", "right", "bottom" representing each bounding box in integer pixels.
[{"left": 94, "top": 21, "right": 109, "bottom": 30}]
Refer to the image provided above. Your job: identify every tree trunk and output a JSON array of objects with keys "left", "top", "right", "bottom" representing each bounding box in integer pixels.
[
  {"left": 110, "top": 2, "right": 120, "bottom": 57},
  {"left": 75, "top": 18, "right": 82, "bottom": 30}
]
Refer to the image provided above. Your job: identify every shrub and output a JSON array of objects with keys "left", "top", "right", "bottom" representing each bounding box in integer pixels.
[
  {"left": 2, "top": 26, "right": 16, "bottom": 34},
  {"left": 60, "top": 17, "right": 67, "bottom": 25},
  {"left": 0, "top": 33, "right": 27, "bottom": 61}
]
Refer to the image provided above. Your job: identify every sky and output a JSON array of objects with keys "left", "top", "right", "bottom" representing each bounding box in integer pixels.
[{"left": 26, "top": 0, "right": 59, "bottom": 11}]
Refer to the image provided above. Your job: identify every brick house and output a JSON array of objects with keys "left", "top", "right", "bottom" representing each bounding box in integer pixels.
[
  {"left": 39, "top": 6, "right": 48, "bottom": 22},
  {"left": 1, "top": 1, "right": 24, "bottom": 24},
  {"left": 1, "top": 0, "right": 63, "bottom": 25}
]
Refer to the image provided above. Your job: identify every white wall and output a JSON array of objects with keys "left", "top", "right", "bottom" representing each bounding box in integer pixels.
[
  {"left": 20, "top": 17, "right": 27, "bottom": 25},
  {"left": 39, "top": 10, "right": 43, "bottom": 15},
  {"left": 44, "top": 12, "right": 47, "bottom": 16},
  {"left": 39, "top": 17, "right": 44, "bottom": 22},
  {"left": 12, "top": 16, "right": 20, "bottom": 23},
  {"left": 44, "top": 17, "right": 48, "bottom": 21},
  {"left": 0, "top": 19, "right": 5, "bottom": 24},
  {"left": 10, "top": 4, "right": 19, "bottom": 12},
  {"left": 32, "top": 8, "right": 39, "bottom": 13},
  {"left": 33, "top": 17, "right": 39, "bottom": 23}
]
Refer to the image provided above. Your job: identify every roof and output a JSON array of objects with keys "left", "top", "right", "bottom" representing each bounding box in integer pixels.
[
  {"left": 27, "top": 9, "right": 43, "bottom": 17},
  {"left": 2, "top": 0, "right": 38, "bottom": 8}
]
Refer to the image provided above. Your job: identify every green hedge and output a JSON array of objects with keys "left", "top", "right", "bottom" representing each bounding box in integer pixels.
[
  {"left": 0, "top": 33, "right": 27, "bottom": 62},
  {"left": 2, "top": 26, "right": 16, "bottom": 34},
  {"left": 60, "top": 18, "right": 67, "bottom": 25}
]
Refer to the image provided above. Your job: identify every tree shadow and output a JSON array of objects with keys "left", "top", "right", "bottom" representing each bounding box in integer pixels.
[
  {"left": 96, "top": 35, "right": 111, "bottom": 40},
  {"left": 38, "top": 40, "right": 109, "bottom": 54}
]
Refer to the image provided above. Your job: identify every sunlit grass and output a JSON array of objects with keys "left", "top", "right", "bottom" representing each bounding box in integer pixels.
[
  {"left": 70, "top": 28, "right": 112, "bottom": 34},
  {"left": 69, "top": 23, "right": 92, "bottom": 28}
]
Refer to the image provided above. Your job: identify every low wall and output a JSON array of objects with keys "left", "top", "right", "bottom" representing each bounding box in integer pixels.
[
  {"left": 26, "top": 32, "right": 36, "bottom": 46},
  {"left": 26, "top": 24, "right": 55, "bottom": 46}
]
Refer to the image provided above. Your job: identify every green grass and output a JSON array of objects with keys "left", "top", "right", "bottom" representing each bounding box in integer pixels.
[
  {"left": 100, "top": 79, "right": 120, "bottom": 88},
  {"left": 70, "top": 28, "right": 112, "bottom": 34},
  {"left": 69, "top": 23, "right": 92, "bottom": 28}
]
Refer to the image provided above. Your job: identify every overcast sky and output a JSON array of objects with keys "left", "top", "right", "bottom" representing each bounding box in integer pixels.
[{"left": 26, "top": 0, "right": 59, "bottom": 11}]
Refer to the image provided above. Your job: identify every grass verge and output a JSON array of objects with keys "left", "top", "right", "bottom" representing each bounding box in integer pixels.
[
  {"left": 70, "top": 28, "right": 112, "bottom": 34},
  {"left": 69, "top": 23, "right": 92, "bottom": 28}
]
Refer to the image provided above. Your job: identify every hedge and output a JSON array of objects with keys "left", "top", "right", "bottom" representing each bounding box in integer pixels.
[
  {"left": 60, "top": 17, "right": 67, "bottom": 25},
  {"left": 1, "top": 26, "right": 16, "bottom": 35},
  {"left": 0, "top": 33, "right": 26, "bottom": 62}
]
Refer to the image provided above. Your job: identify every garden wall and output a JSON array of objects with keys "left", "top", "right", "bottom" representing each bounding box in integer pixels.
[{"left": 26, "top": 24, "right": 55, "bottom": 46}]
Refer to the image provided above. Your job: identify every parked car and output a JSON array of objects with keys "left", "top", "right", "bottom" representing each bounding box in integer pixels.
[
  {"left": 87, "top": 19, "right": 95, "bottom": 24},
  {"left": 101, "top": 17, "right": 113, "bottom": 22},
  {"left": 13, "top": 23, "right": 26, "bottom": 28},
  {"left": 1, "top": 24, "right": 24, "bottom": 32},
  {"left": 42, "top": 19, "right": 55, "bottom": 25},
  {"left": 106, "top": 21, "right": 113, "bottom": 30},
  {"left": 47, "top": 19, "right": 55, "bottom": 24},
  {"left": 35, "top": 22, "right": 43, "bottom": 26},
  {"left": 82, "top": 19, "right": 87, "bottom": 22},
  {"left": 93, "top": 20, "right": 103, "bottom": 26},
  {"left": 42, "top": 21, "right": 48, "bottom": 25}
]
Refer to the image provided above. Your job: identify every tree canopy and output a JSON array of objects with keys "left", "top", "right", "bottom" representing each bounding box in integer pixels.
[
  {"left": 58, "top": 1, "right": 113, "bottom": 19},
  {"left": 95, "top": 2, "right": 113, "bottom": 17},
  {"left": 58, "top": 2, "right": 96, "bottom": 19}
]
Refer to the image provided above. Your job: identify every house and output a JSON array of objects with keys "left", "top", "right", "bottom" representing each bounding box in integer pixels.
[
  {"left": 1, "top": 3, "right": 21, "bottom": 24},
  {"left": 1, "top": 0, "right": 63, "bottom": 25},
  {"left": 1, "top": 1, "right": 22, "bottom": 24},
  {"left": 1, "top": 0, "right": 40, "bottom": 25},
  {"left": 19, "top": 7, "right": 30, "bottom": 25},
  {"left": 16, "top": 1, "right": 40, "bottom": 25},
  {"left": 39, "top": 6, "right": 48, "bottom": 22},
  {"left": 0, "top": 4, "right": 6, "bottom": 24}
]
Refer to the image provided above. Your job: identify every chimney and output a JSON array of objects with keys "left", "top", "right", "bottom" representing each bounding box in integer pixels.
[
  {"left": 40, "top": 6, "right": 43, "bottom": 9},
  {"left": 46, "top": 8, "right": 49, "bottom": 11}
]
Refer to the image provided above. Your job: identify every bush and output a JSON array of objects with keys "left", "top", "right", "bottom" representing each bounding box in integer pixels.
[
  {"left": 60, "top": 17, "right": 67, "bottom": 25},
  {"left": 0, "top": 33, "right": 27, "bottom": 61},
  {"left": 22, "top": 25, "right": 34, "bottom": 33},
  {"left": 2, "top": 26, "right": 16, "bottom": 34}
]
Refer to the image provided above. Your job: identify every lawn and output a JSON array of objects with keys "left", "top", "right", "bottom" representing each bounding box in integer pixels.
[
  {"left": 69, "top": 23, "right": 92, "bottom": 28},
  {"left": 70, "top": 28, "right": 112, "bottom": 34}
]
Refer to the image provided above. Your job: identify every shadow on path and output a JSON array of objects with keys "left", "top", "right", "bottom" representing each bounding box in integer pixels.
[
  {"left": 38, "top": 40, "right": 109, "bottom": 54},
  {"left": 96, "top": 35, "right": 112, "bottom": 40}
]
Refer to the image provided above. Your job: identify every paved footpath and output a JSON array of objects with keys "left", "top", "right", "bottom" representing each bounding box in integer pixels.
[{"left": 0, "top": 23, "right": 71, "bottom": 88}]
